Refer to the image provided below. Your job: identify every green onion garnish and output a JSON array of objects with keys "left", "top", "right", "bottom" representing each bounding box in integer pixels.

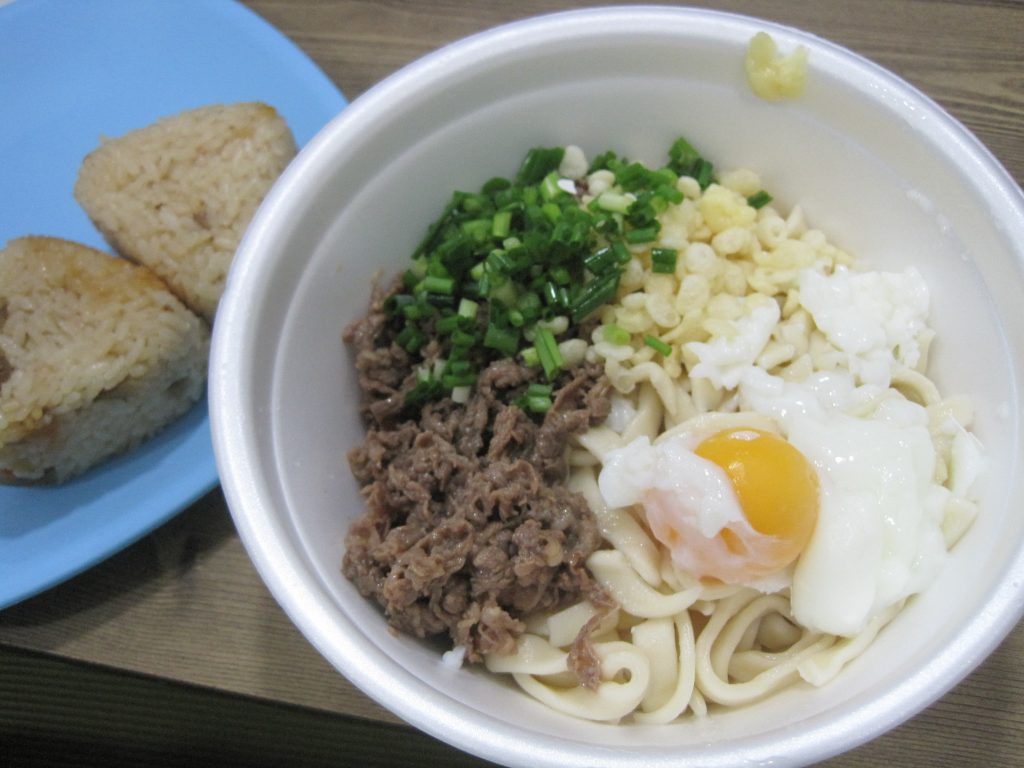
[
  {"left": 534, "top": 326, "right": 564, "bottom": 380},
  {"left": 584, "top": 246, "right": 618, "bottom": 276},
  {"left": 435, "top": 314, "right": 463, "bottom": 334},
  {"left": 417, "top": 275, "right": 454, "bottom": 295},
  {"left": 747, "top": 190, "right": 773, "bottom": 209},
  {"left": 602, "top": 324, "right": 631, "bottom": 345},
  {"left": 484, "top": 322, "right": 520, "bottom": 358},
  {"left": 491, "top": 210, "right": 512, "bottom": 238},
  {"left": 595, "top": 191, "right": 633, "bottom": 214},
  {"left": 390, "top": 137, "right": 715, "bottom": 409},
  {"left": 513, "top": 382, "right": 554, "bottom": 414},
  {"left": 450, "top": 329, "right": 477, "bottom": 348},
  {"left": 651, "top": 247, "right": 678, "bottom": 274},
  {"left": 396, "top": 326, "right": 426, "bottom": 353},
  {"left": 625, "top": 226, "right": 659, "bottom": 244},
  {"left": 643, "top": 335, "right": 672, "bottom": 357},
  {"left": 571, "top": 270, "right": 620, "bottom": 323},
  {"left": 695, "top": 159, "right": 714, "bottom": 190},
  {"left": 516, "top": 147, "right": 566, "bottom": 185},
  {"left": 540, "top": 171, "right": 564, "bottom": 202},
  {"left": 442, "top": 372, "right": 477, "bottom": 388},
  {"left": 423, "top": 292, "right": 455, "bottom": 308},
  {"left": 524, "top": 396, "right": 553, "bottom": 413},
  {"left": 401, "top": 302, "right": 429, "bottom": 321}
]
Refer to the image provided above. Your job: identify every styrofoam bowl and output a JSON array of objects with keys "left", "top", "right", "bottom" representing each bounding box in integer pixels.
[{"left": 210, "top": 7, "right": 1024, "bottom": 767}]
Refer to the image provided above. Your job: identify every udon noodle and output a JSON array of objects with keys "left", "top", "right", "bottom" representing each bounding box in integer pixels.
[{"left": 482, "top": 154, "right": 983, "bottom": 722}]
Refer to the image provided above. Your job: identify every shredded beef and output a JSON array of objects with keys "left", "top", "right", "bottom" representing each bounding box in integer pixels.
[{"left": 342, "top": 278, "right": 613, "bottom": 663}]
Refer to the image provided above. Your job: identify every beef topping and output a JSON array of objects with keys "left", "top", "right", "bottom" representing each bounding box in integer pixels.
[{"left": 342, "top": 279, "right": 612, "bottom": 663}]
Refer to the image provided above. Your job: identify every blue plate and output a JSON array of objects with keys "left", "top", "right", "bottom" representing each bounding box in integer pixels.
[{"left": 0, "top": 0, "right": 346, "bottom": 609}]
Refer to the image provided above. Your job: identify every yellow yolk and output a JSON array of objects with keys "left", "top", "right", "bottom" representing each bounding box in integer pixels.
[
  {"left": 597, "top": 428, "right": 823, "bottom": 585},
  {"left": 695, "top": 427, "right": 819, "bottom": 567}
]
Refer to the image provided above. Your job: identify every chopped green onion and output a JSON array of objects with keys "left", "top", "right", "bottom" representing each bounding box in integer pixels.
[
  {"left": 384, "top": 293, "right": 415, "bottom": 315},
  {"left": 651, "top": 247, "right": 678, "bottom": 274},
  {"left": 667, "top": 136, "right": 715, "bottom": 188},
  {"left": 524, "top": 395, "right": 552, "bottom": 413},
  {"left": 389, "top": 138, "right": 722, "bottom": 409},
  {"left": 402, "top": 269, "right": 420, "bottom": 290},
  {"left": 434, "top": 234, "right": 471, "bottom": 272},
  {"left": 417, "top": 275, "right": 454, "bottom": 295},
  {"left": 426, "top": 259, "right": 452, "bottom": 278},
  {"left": 442, "top": 372, "right": 477, "bottom": 388},
  {"left": 625, "top": 226, "right": 659, "bottom": 244},
  {"left": 656, "top": 183, "right": 684, "bottom": 205},
  {"left": 542, "top": 281, "right": 560, "bottom": 307},
  {"left": 516, "top": 291, "right": 542, "bottom": 320},
  {"left": 450, "top": 329, "right": 477, "bottom": 347},
  {"left": 486, "top": 248, "right": 513, "bottom": 275},
  {"left": 490, "top": 279, "right": 518, "bottom": 307},
  {"left": 595, "top": 191, "right": 633, "bottom": 214},
  {"left": 460, "top": 194, "right": 485, "bottom": 213},
  {"left": 643, "top": 335, "right": 672, "bottom": 357},
  {"left": 571, "top": 270, "right": 620, "bottom": 322},
  {"left": 534, "top": 326, "right": 564, "bottom": 380},
  {"left": 491, "top": 210, "right": 512, "bottom": 238},
  {"left": 396, "top": 326, "right": 426, "bottom": 353},
  {"left": 584, "top": 246, "right": 618, "bottom": 276},
  {"left": 540, "top": 171, "right": 564, "bottom": 202},
  {"left": 550, "top": 266, "right": 572, "bottom": 285},
  {"left": 401, "top": 302, "right": 430, "bottom": 321},
  {"left": 410, "top": 200, "right": 457, "bottom": 261},
  {"left": 484, "top": 323, "right": 520, "bottom": 357},
  {"left": 747, "top": 190, "right": 773, "bottom": 209},
  {"left": 404, "top": 376, "right": 444, "bottom": 407},
  {"left": 462, "top": 218, "right": 493, "bottom": 244},
  {"left": 435, "top": 314, "right": 463, "bottom": 334},
  {"left": 516, "top": 147, "right": 566, "bottom": 186},
  {"left": 602, "top": 324, "right": 631, "bottom": 345},
  {"left": 512, "top": 382, "right": 554, "bottom": 414},
  {"left": 481, "top": 176, "right": 511, "bottom": 194},
  {"left": 541, "top": 202, "right": 562, "bottom": 223},
  {"left": 423, "top": 292, "right": 455, "bottom": 308},
  {"left": 695, "top": 159, "right": 714, "bottom": 189}
]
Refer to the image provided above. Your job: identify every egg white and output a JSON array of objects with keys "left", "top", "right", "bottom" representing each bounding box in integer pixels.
[{"left": 597, "top": 263, "right": 978, "bottom": 638}]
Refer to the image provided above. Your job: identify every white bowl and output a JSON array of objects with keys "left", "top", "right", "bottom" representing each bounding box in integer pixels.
[{"left": 210, "top": 6, "right": 1024, "bottom": 767}]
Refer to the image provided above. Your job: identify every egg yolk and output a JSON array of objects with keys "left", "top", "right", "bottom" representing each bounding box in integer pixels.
[{"left": 695, "top": 427, "right": 819, "bottom": 567}]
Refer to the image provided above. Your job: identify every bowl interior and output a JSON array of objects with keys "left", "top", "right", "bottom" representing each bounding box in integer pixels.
[{"left": 212, "top": 7, "right": 1024, "bottom": 767}]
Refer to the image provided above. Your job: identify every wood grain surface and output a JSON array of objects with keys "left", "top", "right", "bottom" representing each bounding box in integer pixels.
[{"left": 2, "top": 1, "right": 1023, "bottom": 766}]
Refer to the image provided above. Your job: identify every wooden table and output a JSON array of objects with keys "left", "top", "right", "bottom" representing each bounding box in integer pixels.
[{"left": 2, "top": 1, "right": 1023, "bottom": 766}]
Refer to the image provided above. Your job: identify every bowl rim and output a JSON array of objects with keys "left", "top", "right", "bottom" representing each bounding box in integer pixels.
[{"left": 211, "top": 5, "right": 1024, "bottom": 767}]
